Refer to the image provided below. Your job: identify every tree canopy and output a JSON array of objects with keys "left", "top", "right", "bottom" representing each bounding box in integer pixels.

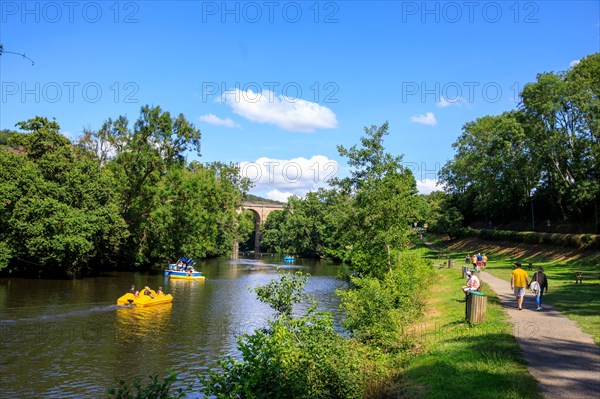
[
  {"left": 0, "top": 106, "right": 253, "bottom": 276},
  {"left": 440, "top": 53, "right": 600, "bottom": 231}
]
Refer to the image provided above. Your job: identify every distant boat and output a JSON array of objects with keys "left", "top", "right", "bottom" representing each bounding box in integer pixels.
[
  {"left": 165, "top": 257, "right": 206, "bottom": 281},
  {"left": 164, "top": 269, "right": 205, "bottom": 280}
]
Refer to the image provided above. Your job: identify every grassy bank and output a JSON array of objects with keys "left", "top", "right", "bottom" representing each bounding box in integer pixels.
[
  {"left": 397, "top": 242, "right": 542, "bottom": 399},
  {"left": 428, "top": 235, "right": 600, "bottom": 345}
]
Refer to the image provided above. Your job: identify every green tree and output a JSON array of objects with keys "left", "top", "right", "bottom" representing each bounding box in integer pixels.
[
  {"left": 254, "top": 269, "right": 310, "bottom": 317},
  {"left": 260, "top": 209, "right": 287, "bottom": 253},
  {"left": 338, "top": 254, "right": 430, "bottom": 351},
  {"left": 79, "top": 105, "right": 202, "bottom": 266},
  {"left": 1, "top": 117, "right": 127, "bottom": 276},
  {"left": 520, "top": 65, "right": 598, "bottom": 221},
  {"left": 439, "top": 54, "right": 599, "bottom": 230},
  {"left": 439, "top": 111, "right": 537, "bottom": 225},
  {"left": 260, "top": 189, "right": 349, "bottom": 259},
  {"left": 141, "top": 161, "right": 252, "bottom": 265},
  {"left": 334, "top": 122, "right": 422, "bottom": 277},
  {"left": 0, "top": 129, "right": 18, "bottom": 146}
]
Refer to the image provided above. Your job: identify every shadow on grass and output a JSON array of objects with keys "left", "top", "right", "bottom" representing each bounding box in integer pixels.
[
  {"left": 550, "top": 268, "right": 600, "bottom": 283},
  {"left": 402, "top": 332, "right": 542, "bottom": 399},
  {"left": 546, "top": 279, "right": 600, "bottom": 318}
]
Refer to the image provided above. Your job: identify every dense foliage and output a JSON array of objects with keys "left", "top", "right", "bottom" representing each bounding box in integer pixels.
[
  {"left": 339, "top": 254, "right": 429, "bottom": 351},
  {"left": 261, "top": 122, "right": 427, "bottom": 278},
  {"left": 202, "top": 271, "right": 366, "bottom": 398},
  {"left": 200, "top": 270, "right": 396, "bottom": 398},
  {"left": 0, "top": 106, "right": 253, "bottom": 276},
  {"left": 440, "top": 53, "right": 600, "bottom": 232}
]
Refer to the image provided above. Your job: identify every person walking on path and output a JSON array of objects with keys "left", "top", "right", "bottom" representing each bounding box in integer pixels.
[
  {"left": 476, "top": 253, "right": 483, "bottom": 271},
  {"left": 530, "top": 266, "right": 548, "bottom": 311},
  {"left": 479, "top": 269, "right": 600, "bottom": 399},
  {"left": 511, "top": 262, "right": 529, "bottom": 310}
]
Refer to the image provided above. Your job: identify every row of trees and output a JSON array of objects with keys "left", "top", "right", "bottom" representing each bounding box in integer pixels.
[
  {"left": 439, "top": 53, "right": 600, "bottom": 232},
  {"left": 0, "top": 106, "right": 254, "bottom": 277}
]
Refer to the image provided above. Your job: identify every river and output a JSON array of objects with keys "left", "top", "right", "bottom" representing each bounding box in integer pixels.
[{"left": 0, "top": 256, "right": 346, "bottom": 398}]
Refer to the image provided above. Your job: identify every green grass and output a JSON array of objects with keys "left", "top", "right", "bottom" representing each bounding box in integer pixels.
[
  {"left": 425, "top": 234, "right": 600, "bottom": 345},
  {"left": 400, "top": 266, "right": 542, "bottom": 399}
]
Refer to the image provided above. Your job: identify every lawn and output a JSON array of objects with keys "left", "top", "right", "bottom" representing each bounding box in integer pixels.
[
  {"left": 425, "top": 235, "right": 600, "bottom": 345},
  {"left": 399, "top": 262, "right": 542, "bottom": 399}
]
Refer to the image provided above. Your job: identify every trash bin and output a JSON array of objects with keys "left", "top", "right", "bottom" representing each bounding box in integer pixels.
[
  {"left": 462, "top": 265, "right": 469, "bottom": 278},
  {"left": 448, "top": 259, "right": 455, "bottom": 268},
  {"left": 465, "top": 291, "right": 487, "bottom": 324}
]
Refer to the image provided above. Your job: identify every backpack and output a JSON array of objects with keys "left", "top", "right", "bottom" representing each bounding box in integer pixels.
[{"left": 529, "top": 281, "right": 540, "bottom": 294}]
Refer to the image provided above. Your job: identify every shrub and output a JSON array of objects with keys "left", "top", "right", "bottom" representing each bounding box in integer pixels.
[
  {"left": 201, "top": 311, "right": 371, "bottom": 399},
  {"left": 338, "top": 254, "right": 430, "bottom": 351},
  {"left": 107, "top": 372, "right": 191, "bottom": 399},
  {"left": 254, "top": 269, "right": 309, "bottom": 317},
  {"left": 201, "top": 269, "right": 374, "bottom": 398}
]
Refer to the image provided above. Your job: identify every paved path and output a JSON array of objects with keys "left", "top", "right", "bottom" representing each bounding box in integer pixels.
[{"left": 480, "top": 271, "right": 600, "bottom": 399}]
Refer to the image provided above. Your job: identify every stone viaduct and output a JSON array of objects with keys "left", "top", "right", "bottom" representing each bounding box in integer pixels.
[{"left": 233, "top": 201, "right": 285, "bottom": 257}]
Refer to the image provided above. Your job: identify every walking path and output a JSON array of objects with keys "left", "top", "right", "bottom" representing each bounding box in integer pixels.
[{"left": 480, "top": 270, "right": 600, "bottom": 399}]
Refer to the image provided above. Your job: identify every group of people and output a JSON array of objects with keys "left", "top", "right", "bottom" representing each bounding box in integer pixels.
[
  {"left": 128, "top": 285, "right": 164, "bottom": 299},
  {"left": 174, "top": 257, "right": 196, "bottom": 272},
  {"left": 511, "top": 262, "right": 548, "bottom": 311},
  {"left": 461, "top": 256, "right": 549, "bottom": 313},
  {"left": 465, "top": 253, "right": 488, "bottom": 271}
]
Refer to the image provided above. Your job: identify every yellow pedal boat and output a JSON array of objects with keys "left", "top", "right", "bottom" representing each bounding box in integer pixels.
[{"left": 116, "top": 290, "right": 173, "bottom": 307}]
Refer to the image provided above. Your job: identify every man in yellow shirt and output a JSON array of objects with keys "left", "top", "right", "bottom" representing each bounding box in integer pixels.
[{"left": 511, "top": 262, "right": 529, "bottom": 310}]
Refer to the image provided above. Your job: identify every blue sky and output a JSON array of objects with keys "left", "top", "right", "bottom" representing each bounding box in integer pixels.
[{"left": 1, "top": 1, "right": 598, "bottom": 200}]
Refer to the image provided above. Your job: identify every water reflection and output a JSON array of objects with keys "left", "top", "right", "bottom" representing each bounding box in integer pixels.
[
  {"left": 0, "top": 256, "right": 346, "bottom": 398},
  {"left": 115, "top": 304, "right": 173, "bottom": 343}
]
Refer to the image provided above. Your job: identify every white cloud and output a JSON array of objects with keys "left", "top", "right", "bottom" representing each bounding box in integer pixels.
[
  {"left": 221, "top": 89, "right": 338, "bottom": 132},
  {"left": 416, "top": 178, "right": 441, "bottom": 194},
  {"left": 61, "top": 130, "right": 74, "bottom": 140},
  {"left": 436, "top": 96, "right": 461, "bottom": 108},
  {"left": 266, "top": 189, "right": 295, "bottom": 202},
  {"left": 199, "top": 113, "right": 241, "bottom": 128},
  {"left": 569, "top": 59, "right": 580, "bottom": 67},
  {"left": 410, "top": 112, "right": 437, "bottom": 126},
  {"left": 240, "top": 155, "right": 339, "bottom": 199}
]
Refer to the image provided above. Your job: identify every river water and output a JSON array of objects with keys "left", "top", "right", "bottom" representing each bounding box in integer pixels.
[{"left": 0, "top": 256, "right": 346, "bottom": 398}]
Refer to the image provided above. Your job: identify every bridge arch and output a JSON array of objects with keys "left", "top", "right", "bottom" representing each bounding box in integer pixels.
[{"left": 234, "top": 201, "right": 285, "bottom": 256}]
